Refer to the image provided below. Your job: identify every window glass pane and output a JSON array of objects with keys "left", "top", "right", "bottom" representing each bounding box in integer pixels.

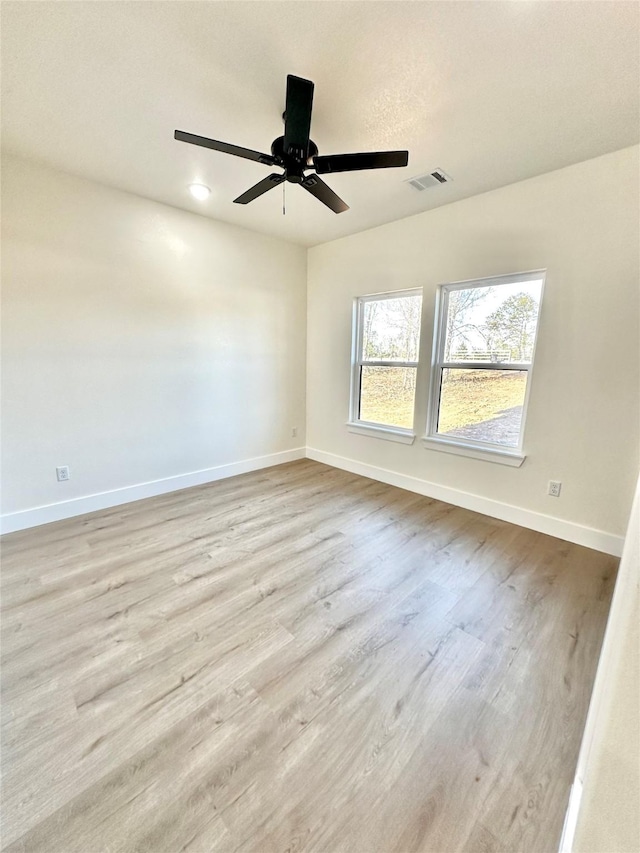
[
  {"left": 360, "top": 366, "right": 416, "bottom": 429},
  {"left": 437, "top": 369, "right": 527, "bottom": 447},
  {"left": 444, "top": 279, "right": 543, "bottom": 364},
  {"left": 362, "top": 294, "right": 422, "bottom": 362}
]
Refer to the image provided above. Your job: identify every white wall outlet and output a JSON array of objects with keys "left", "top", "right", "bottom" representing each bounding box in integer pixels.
[
  {"left": 548, "top": 480, "right": 562, "bottom": 497},
  {"left": 56, "top": 465, "right": 70, "bottom": 482},
  {"left": 291, "top": 426, "right": 298, "bottom": 438}
]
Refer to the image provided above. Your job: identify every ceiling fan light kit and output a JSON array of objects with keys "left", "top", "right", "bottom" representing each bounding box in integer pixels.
[{"left": 175, "top": 74, "right": 409, "bottom": 214}]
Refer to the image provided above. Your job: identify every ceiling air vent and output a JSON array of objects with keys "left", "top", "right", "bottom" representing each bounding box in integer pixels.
[{"left": 406, "top": 169, "right": 452, "bottom": 191}]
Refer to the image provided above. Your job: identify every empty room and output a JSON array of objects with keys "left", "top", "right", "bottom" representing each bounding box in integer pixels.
[{"left": 1, "top": 2, "right": 638, "bottom": 852}]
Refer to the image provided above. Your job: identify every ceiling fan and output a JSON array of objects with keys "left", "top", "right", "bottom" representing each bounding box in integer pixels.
[{"left": 175, "top": 74, "right": 409, "bottom": 214}]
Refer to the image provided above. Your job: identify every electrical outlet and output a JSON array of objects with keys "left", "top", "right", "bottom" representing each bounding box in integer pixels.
[
  {"left": 548, "top": 480, "right": 561, "bottom": 497},
  {"left": 56, "top": 465, "right": 70, "bottom": 482},
  {"left": 291, "top": 426, "right": 298, "bottom": 438}
]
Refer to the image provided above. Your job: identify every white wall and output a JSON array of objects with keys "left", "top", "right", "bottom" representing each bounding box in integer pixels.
[
  {"left": 1, "top": 155, "right": 307, "bottom": 522},
  {"left": 307, "top": 146, "right": 640, "bottom": 550},
  {"left": 567, "top": 472, "right": 639, "bottom": 852}
]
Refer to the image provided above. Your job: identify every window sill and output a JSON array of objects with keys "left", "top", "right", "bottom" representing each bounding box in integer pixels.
[
  {"left": 347, "top": 422, "right": 416, "bottom": 445},
  {"left": 421, "top": 435, "right": 525, "bottom": 467}
]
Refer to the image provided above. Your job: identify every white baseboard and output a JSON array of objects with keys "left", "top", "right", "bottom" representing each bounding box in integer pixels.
[
  {"left": 306, "top": 447, "right": 623, "bottom": 557},
  {"left": 1, "top": 447, "right": 625, "bottom": 556},
  {"left": 0, "top": 448, "right": 306, "bottom": 535},
  {"left": 558, "top": 779, "right": 584, "bottom": 853},
  {"left": 558, "top": 475, "right": 639, "bottom": 850}
]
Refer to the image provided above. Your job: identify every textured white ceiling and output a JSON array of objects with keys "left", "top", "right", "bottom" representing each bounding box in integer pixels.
[{"left": 2, "top": 1, "right": 638, "bottom": 247}]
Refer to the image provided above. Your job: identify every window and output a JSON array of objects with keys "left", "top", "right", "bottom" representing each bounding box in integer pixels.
[
  {"left": 426, "top": 271, "right": 544, "bottom": 464},
  {"left": 349, "top": 289, "right": 423, "bottom": 442}
]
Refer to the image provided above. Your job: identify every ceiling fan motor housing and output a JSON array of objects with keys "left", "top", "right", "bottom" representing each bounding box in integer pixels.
[{"left": 270, "top": 135, "right": 318, "bottom": 182}]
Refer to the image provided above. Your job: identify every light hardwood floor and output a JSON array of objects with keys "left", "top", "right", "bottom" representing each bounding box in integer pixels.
[{"left": 1, "top": 460, "right": 617, "bottom": 852}]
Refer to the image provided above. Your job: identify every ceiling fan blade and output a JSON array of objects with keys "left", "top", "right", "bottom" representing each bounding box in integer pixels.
[
  {"left": 283, "top": 75, "right": 314, "bottom": 160},
  {"left": 301, "top": 175, "right": 349, "bottom": 214},
  {"left": 313, "top": 150, "right": 409, "bottom": 174},
  {"left": 233, "top": 174, "right": 285, "bottom": 205},
  {"left": 174, "top": 130, "right": 275, "bottom": 165}
]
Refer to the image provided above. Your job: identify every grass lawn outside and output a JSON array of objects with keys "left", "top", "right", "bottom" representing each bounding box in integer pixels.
[
  {"left": 359, "top": 368, "right": 527, "bottom": 437},
  {"left": 438, "top": 369, "right": 527, "bottom": 434}
]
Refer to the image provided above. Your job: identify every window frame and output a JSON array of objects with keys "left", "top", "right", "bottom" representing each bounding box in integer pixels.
[
  {"left": 425, "top": 270, "right": 545, "bottom": 465},
  {"left": 348, "top": 288, "right": 423, "bottom": 443}
]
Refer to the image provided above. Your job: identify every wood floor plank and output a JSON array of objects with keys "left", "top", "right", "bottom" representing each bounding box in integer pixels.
[{"left": 0, "top": 460, "right": 616, "bottom": 852}]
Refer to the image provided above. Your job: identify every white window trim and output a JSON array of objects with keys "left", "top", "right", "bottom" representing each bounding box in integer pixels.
[
  {"left": 349, "top": 288, "right": 422, "bottom": 443},
  {"left": 421, "top": 435, "right": 524, "bottom": 466},
  {"left": 425, "top": 269, "right": 545, "bottom": 463},
  {"left": 346, "top": 421, "right": 416, "bottom": 444}
]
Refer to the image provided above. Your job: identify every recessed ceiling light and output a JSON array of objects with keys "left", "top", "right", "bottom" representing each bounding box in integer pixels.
[{"left": 189, "top": 183, "right": 211, "bottom": 201}]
